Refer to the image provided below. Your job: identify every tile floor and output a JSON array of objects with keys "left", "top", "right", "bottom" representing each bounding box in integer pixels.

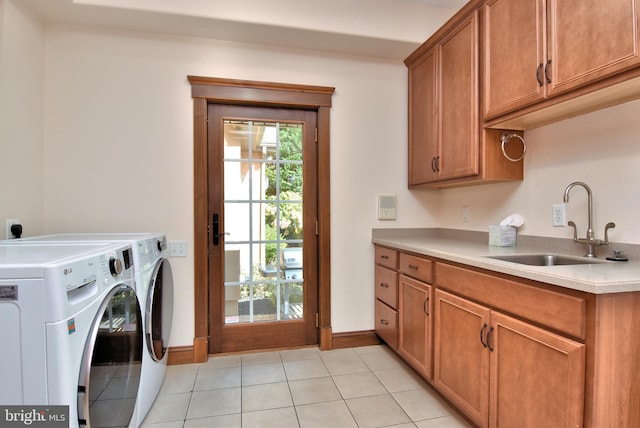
[{"left": 140, "top": 345, "right": 472, "bottom": 428}]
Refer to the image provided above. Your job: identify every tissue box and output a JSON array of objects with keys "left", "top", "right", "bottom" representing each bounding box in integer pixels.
[{"left": 489, "top": 225, "right": 516, "bottom": 247}]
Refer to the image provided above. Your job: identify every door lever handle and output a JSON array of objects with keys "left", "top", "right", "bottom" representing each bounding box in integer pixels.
[{"left": 212, "top": 213, "right": 229, "bottom": 246}]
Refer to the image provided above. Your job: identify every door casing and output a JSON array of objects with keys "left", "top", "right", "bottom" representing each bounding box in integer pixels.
[{"left": 188, "top": 76, "right": 335, "bottom": 362}]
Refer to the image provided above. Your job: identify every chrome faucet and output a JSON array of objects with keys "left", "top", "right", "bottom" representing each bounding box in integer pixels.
[{"left": 563, "top": 181, "right": 615, "bottom": 258}]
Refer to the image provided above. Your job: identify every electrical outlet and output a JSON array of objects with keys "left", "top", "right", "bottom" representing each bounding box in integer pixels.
[
  {"left": 552, "top": 204, "right": 566, "bottom": 227},
  {"left": 5, "top": 219, "right": 20, "bottom": 239},
  {"left": 462, "top": 206, "right": 470, "bottom": 223},
  {"left": 169, "top": 240, "right": 188, "bottom": 257}
]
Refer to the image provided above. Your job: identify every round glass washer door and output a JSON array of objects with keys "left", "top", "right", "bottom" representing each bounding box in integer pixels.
[
  {"left": 146, "top": 258, "right": 174, "bottom": 362},
  {"left": 78, "top": 284, "right": 142, "bottom": 428}
]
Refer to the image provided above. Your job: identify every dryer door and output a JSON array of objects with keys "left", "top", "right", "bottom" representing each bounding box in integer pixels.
[
  {"left": 146, "top": 258, "right": 174, "bottom": 362},
  {"left": 78, "top": 284, "right": 142, "bottom": 428}
]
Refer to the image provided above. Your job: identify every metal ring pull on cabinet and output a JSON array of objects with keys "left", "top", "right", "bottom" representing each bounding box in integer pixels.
[{"left": 500, "top": 132, "right": 527, "bottom": 162}]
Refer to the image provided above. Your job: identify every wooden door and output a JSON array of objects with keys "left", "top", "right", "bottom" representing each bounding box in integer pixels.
[
  {"left": 438, "top": 9, "right": 480, "bottom": 181},
  {"left": 489, "top": 311, "right": 585, "bottom": 428},
  {"left": 434, "top": 289, "right": 490, "bottom": 427},
  {"left": 547, "top": 0, "right": 640, "bottom": 96},
  {"left": 208, "top": 104, "right": 319, "bottom": 353},
  {"left": 408, "top": 47, "right": 438, "bottom": 185},
  {"left": 484, "top": 0, "right": 546, "bottom": 118},
  {"left": 398, "top": 275, "right": 433, "bottom": 379}
]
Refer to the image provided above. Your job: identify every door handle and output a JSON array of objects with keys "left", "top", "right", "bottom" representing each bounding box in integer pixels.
[
  {"left": 212, "top": 213, "right": 229, "bottom": 246},
  {"left": 536, "top": 63, "right": 543, "bottom": 86},
  {"left": 544, "top": 59, "right": 552, "bottom": 84}
]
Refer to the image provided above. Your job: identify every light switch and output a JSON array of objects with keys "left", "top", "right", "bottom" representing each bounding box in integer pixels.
[{"left": 169, "top": 240, "right": 188, "bottom": 257}]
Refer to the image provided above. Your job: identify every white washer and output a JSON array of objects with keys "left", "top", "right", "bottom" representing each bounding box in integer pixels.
[
  {"left": 7, "top": 233, "right": 174, "bottom": 425},
  {"left": 0, "top": 242, "right": 142, "bottom": 428}
]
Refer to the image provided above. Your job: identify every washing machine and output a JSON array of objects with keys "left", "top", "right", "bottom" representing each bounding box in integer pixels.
[
  {"left": 0, "top": 242, "right": 142, "bottom": 428},
  {"left": 6, "top": 233, "right": 174, "bottom": 425}
]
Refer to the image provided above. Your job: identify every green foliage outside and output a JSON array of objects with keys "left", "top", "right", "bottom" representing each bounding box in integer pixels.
[{"left": 264, "top": 126, "right": 303, "bottom": 265}]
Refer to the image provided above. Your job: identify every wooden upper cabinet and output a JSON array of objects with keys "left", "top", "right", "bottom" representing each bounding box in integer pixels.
[
  {"left": 484, "top": 0, "right": 545, "bottom": 118},
  {"left": 548, "top": 0, "right": 640, "bottom": 96},
  {"left": 407, "top": 7, "right": 480, "bottom": 186},
  {"left": 484, "top": 0, "right": 640, "bottom": 120}
]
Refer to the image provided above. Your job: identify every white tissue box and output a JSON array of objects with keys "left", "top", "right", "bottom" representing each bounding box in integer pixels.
[{"left": 489, "top": 225, "right": 516, "bottom": 247}]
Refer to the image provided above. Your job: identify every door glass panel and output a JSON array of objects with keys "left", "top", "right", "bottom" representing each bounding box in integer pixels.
[{"left": 223, "top": 120, "right": 304, "bottom": 324}]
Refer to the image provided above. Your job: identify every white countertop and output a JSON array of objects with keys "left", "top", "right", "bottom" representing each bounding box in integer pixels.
[{"left": 372, "top": 229, "right": 640, "bottom": 294}]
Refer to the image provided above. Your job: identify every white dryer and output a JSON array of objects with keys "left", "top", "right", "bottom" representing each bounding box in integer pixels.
[
  {"left": 0, "top": 242, "right": 142, "bottom": 428},
  {"left": 7, "top": 233, "right": 175, "bottom": 425}
]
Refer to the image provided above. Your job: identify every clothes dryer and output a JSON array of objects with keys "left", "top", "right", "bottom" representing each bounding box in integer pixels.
[
  {"left": 6, "top": 233, "right": 174, "bottom": 425},
  {"left": 0, "top": 242, "right": 142, "bottom": 428}
]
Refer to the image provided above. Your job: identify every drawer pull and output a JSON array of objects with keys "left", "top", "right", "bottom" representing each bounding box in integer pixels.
[
  {"left": 379, "top": 282, "right": 390, "bottom": 288},
  {"left": 380, "top": 319, "right": 389, "bottom": 326},
  {"left": 380, "top": 255, "right": 389, "bottom": 260},
  {"left": 408, "top": 264, "right": 419, "bottom": 270}
]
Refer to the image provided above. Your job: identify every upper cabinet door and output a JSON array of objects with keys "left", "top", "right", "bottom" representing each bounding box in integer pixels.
[
  {"left": 547, "top": 0, "right": 640, "bottom": 97},
  {"left": 484, "top": 0, "right": 546, "bottom": 119},
  {"left": 438, "top": 10, "right": 480, "bottom": 181},
  {"left": 408, "top": 48, "right": 438, "bottom": 186}
]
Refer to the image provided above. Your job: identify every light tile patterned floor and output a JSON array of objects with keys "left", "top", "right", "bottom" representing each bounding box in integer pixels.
[{"left": 140, "top": 345, "right": 472, "bottom": 428}]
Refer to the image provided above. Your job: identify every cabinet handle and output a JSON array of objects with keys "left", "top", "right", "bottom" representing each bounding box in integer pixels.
[
  {"left": 480, "top": 323, "right": 488, "bottom": 348},
  {"left": 408, "top": 264, "right": 419, "bottom": 270},
  {"left": 380, "top": 319, "right": 389, "bottom": 326},
  {"left": 486, "top": 326, "right": 495, "bottom": 352},
  {"left": 379, "top": 282, "right": 389, "bottom": 288},
  {"left": 423, "top": 297, "right": 429, "bottom": 316},
  {"left": 536, "top": 63, "right": 543, "bottom": 86},
  {"left": 545, "top": 59, "right": 552, "bottom": 84},
  {"left": 435, "top": 156, "right": 440, "bottom": 172},
  {"left": 431, "top": 157, "right": 437, "bottom": 172},
  {"left": 380, "top": 255, "right": 389, "bottom": 260}
]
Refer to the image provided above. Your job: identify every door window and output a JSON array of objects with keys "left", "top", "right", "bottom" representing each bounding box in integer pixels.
[{"left": 223, "top": 120, "right": 304, "bottom": 324}]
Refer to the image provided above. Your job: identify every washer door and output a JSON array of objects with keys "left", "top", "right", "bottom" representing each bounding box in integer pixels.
[
  {"left": 78, "top": 284, "right": 142, "bottom": 428},
  {"left": 146, "top": 258, "right": 174, "bottom": 362}
]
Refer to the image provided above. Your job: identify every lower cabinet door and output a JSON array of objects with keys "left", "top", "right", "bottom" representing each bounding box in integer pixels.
[
  {"left": 434, "top": 289, "right": 491, "bottom": 427},
  {"left": 489, "top": 311, "right": 585, "bottom": 428},
  {"left": 398, "top": 275, "right": 432, "bottom": 379},
  {"left": 375, "top": 299, "right": 398, "bottom": 349}
]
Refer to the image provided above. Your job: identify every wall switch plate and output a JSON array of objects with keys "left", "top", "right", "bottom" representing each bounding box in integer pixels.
[
  {"left": 5, "top": 219, "right": 20, "bottom": 239},
  {"left": 169, "top": 240, "right": 188, "bottom": 257},
  {"left": 552, "top": 204, "right": 566, "bottom": 227},
  {"left": 377, "top": 194, "right": 397, "bottom": 220}
]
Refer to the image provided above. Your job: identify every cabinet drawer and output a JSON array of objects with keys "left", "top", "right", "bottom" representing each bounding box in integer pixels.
[
  {"left": 399, "top": 253, "right": 433, "bottom": 283},
  {"left": 375, "top": 246, "right": 398, "bottom": 269},
  {"left": 375, "top": 299, "right": 398, "bottom": 349},
  {"left": 375, "top": 265, "right": 398, "bottom": 309},
  {"left": 436, "top": 262, "right": 587, "bottom": 340}
]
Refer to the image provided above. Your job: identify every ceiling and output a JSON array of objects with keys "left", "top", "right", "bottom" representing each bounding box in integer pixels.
[{"left": 19, "top": 0, "right": 468, "bottom": 60}]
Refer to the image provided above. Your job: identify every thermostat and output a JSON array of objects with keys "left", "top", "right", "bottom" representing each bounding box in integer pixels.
[{"left": 378, "top": 194, "right": 397, "bottom": 220}]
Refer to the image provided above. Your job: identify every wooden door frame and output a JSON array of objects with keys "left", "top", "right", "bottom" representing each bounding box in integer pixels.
[{"left": 188, "top": 76, "right": 335, "bottom": 362}]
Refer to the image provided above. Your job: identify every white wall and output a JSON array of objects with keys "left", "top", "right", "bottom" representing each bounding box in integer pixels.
[
  {"left": 435, "top": 99, "right": 640, "bottom": 245},
  {"left": 0, "top": 0, "right": 45, "bottom": 236}
]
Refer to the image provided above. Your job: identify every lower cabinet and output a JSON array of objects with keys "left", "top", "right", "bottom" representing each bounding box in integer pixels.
[
  {"left": 434, "top": 289, "right": 585, "bottom": 428},
  {"left": 398, "top": 274, "right": 433, "bottom": 379}
]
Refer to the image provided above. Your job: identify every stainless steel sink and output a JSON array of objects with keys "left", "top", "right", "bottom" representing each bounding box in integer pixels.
[{"left": 486, "top": 254, "right": 605, "bottom": 266}]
